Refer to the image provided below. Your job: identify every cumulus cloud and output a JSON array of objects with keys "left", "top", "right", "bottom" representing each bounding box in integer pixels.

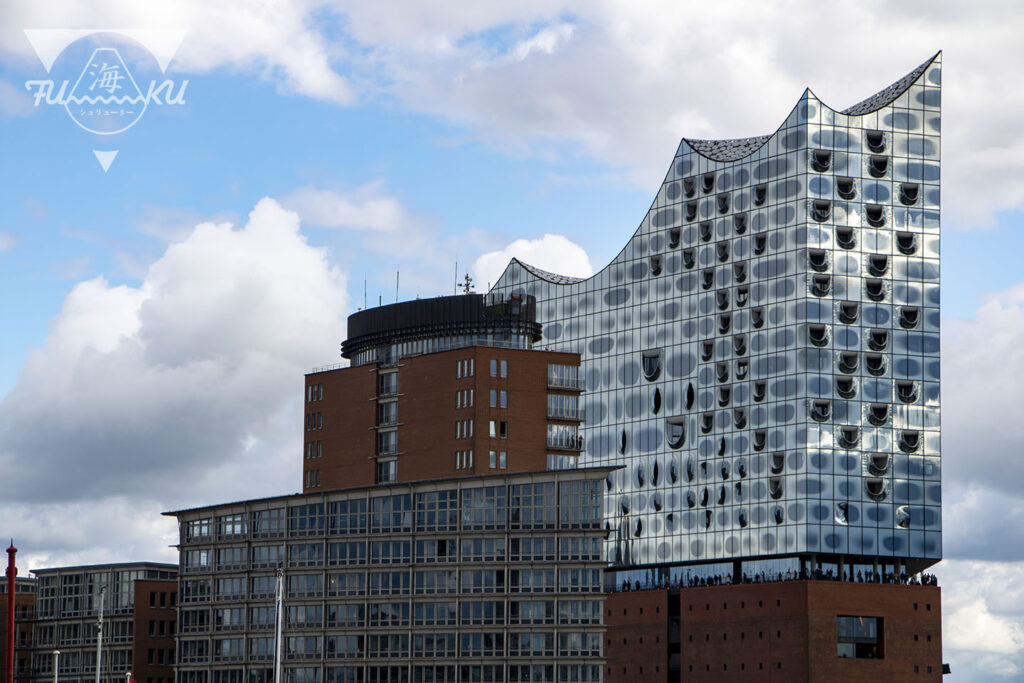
[
  {"left": 283, "top": 183, "right": 409, "bottom": 232},
  {"left": 0, "top": 1, "right": 353, "bottom": 104},
  {"left": 472, "top": 233, "right": 593, "bottom": 290},
  {"left": 0, "top": 198, "right": 347, "bottom": 511},
  {"left": 4, "top": 3, "right": 1022, "bottom": 221}
]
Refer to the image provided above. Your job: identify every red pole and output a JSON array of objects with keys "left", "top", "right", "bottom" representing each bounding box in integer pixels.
[{"left": 5, "top": 541, "right": 16, "bottom": 683}]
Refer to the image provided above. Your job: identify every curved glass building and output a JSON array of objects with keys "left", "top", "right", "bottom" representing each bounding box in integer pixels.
[{"left": 490, "top": 54, "right": 942, "bottom": 581}]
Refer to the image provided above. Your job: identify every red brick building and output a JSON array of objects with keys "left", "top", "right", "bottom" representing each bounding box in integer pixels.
[
  {"left": 0, "top": 577, "right": 36, "bottom": 683},
  {"left": 604, "top": 581, "right": 943, "bottom": 682}
]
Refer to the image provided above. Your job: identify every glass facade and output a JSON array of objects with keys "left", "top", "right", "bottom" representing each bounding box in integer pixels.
[
  {"left": 171, "top": 469, "right": 608, "bottom": 683},
  {"left": 490, "top": 55, "right": 942, "bottom": 573}
]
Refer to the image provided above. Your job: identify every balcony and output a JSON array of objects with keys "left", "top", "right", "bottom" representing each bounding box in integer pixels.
[
  {"left": 547, "top": 435, "right": 585, "bottom": 452},
  {"left": 546, "top": 407, "right": 585, "bottom": 421},
  {"left": 547, "top": 376, "right": 584, "bottom": 391}
]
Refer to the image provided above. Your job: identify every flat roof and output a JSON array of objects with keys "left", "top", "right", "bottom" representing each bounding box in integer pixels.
[
  {"left": 31, "top": 561, "right": 178, "bottom": 576},
  {"left": 164, "top": 466, "right": 620, "bottom": 517}
]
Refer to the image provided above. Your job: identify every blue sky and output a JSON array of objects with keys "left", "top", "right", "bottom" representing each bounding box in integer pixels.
[{"left": 3, "top": 2, "right": 1024, "bottom": 680}]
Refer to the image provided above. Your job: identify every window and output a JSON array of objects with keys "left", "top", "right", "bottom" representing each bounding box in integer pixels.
[
  {"left": 288, "top": 504, "right": 325, "bottom": 535},
  {"left": 368, "top": 570, "right": 411, "bottom": 595},
  {"left": 377, "top": 372, "right": 398, "bottom": 395},
  {"left": 288, "top": 543, "right": 324, "bottom": 567},
  {"left": 414, "top": 570, "right": 458, "bottom": 594},
  {"left": 489, "top": 390, "right": 508, "bottom": 408},
  {"left": 489, "top": 420, "right": 508, "bottom": 438},
  {"left": 250, "top": 545, "right": 284, "bottom": 569},
  {"left": 377, "top": 401, "right": 397, "bottom": 425},
  {"left": 414, "top": 601, "right": 457, "bottom": 626},
  {"left": 415, "top": 538, "right": 456, "bottom": 564},
  {"left": 488, "top": 450, "right": 507, "bottom": 469},
  {"left": 413, "top": 633, "right": 456, "bottom": 657},
  {"left": 328, "top": 604, "right": 365, "bottom": 628},
  {"left": 376, "top": 459, "right": 397, "bottom": 483},
  {"left": 455, "top": 450, "right": 474, "bottom": 470},
  {"left": 367, "top": 602, "right": 408, "bottom": 627},
  {"left": 460, "top": 569, "right": 505, "bottom": 594},
  {"left": 456, "top": 359, "right": 475, "bottom": 378},
  {"left": 370, "top": 540, "right": 411, "bottom": 564},
  {"left": 461, "top": 538, "right": 506, "bottom": 562},
  {"left": 287, "top": 605, "right": 323, "bottom": 628},
  {"left": 286, "top": 574, "right": 323, "bottom": 598},
  {"left": 548, "top": 364, "right": 581, "bottom": 389},
  {"left": 376, "top": 430, "right": 397, "bottom": 455},
  {"left": 547, "top": 393, "right": 580, "bottom": 420},
  {"left": 217, "top": 514, "right": 246, "bottom": 538},
  {"left": 460, "top": 601, "right": 505, "bottom": 626},
  {"left": 251, "top": 508, "right": 285, "bottom": 538},
  {"left": 459, "top": 632, "right": 504, "bottom": 657},
  {"left": 329, "top": 499, "right": 367, "bottom": 534},
  {"left": 415, "top": 490, "right": 459, "bottom": 531},
  {"left": 327, "top": 572, "right": 366, "bottom": 597},
  {"left": 328, "top": 541, "right": 365, "bottom": 566},
  {"left": 462, "top": 486, "right": 506, "bottom": 529},
  {"left": 370, "top": 494, "right": 411, "bottom": 532},
  {"left": 837, "top": 616, "right": 883, "bottom": 658},
  {"left": 510, "top": 482, "right": 556, "bottom": 528}
]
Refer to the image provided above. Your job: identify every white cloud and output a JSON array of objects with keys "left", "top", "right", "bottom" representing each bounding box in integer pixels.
[
  {"left": 4, "top": 3, "right": 1021, "bottom": 221},
  {"left": 0, "top": 198, "right": 347, "bottom": 515},
  {"left": 283, "top": 183, "right": 408, "bottom": 232},
  {"left": 472, "top": 233, "right": 593, "bottom": 290},
  {"left": 0, "top": 231, "right": 16, "bottom": 252},
  {"left": 940, "top": 559, "right": 1024, "bottom": 679},
  {"left": 0, "top": 1, "right": 353, "bottom": 104}
]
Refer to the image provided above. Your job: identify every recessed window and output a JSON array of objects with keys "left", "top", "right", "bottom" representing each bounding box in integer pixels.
[
  {"left": 773, "top": 507, "right": 784, "bottom": 524},
  {"left": 865, "top": 478, "right": 886, "bottom": 501},
  {"left": 769, "top": 477, "right": 784, "bottom": 500},
  {"left": 735, "top": 286, "right": 749, "bottom": 308},
  {"left": 733, "top": 409, "right": 747, "bottom": 429},
  {"left": 808, "top": 249, "right": 829, "bottom": 272},
  {"left": 836, "top": 377, "right": 856, "bottom": 398},
  {"left": 716, "top": 362, "right": 730, "bottom": 383},
  {"left": 808, "top": 324, "right": 830, "bottom": 347},
  {"left": 868, "top": 403, "right": 889, "bottom": 426},
  {"left": 716, "top": 290, "right": 730, "bottom": 311},
  {"left": 686, "top": 202, "right": 698, "bottom": 221},
  {"left": 666, "top": 417, "right": 687, "bottom": 449},
  {"left": 836, "top": 226, "right": 857, "bottom": 249},
  {"left": 717, "top": 193, "right": 730, "bottom": 214},
  {"left": 835, "top": 502, "right": 849, "bottom": 525},
  {"left": 838, "top": 301, "right": 859, "bottom": 324},
  {"left": 896, "top": 231, "right": 918, "bottom": 255},
  {"left": 865, "top": 278, "right": 886, "bottom": 302},
  {"left": 642, "top": 349, "right": 662, "bottom": 381},
  {"left": 870, "top": 453, "right": 890, "bottom": 476},
  {"left": 702, "top": 172, "right": 715, "bottom": 194},
  {"left": 750, "top": 307, "right": 765, "bottom": 328},
  {"left": 811, "top": 400, "right": 831, "bottom": 422},
  {"left": 868, "top": 155, "right": 889, "bottom": 178},
  {"left": 812, "top": 149, "right": 832, "bottom": 172},
  {"left": 650, "top": 254, "right": 663, "bottom": 276},
  {"left": 865, "top": 130, "right": 886, "bottom": 153},
  {"left": 376, "top": 459, "right": 397, "bottom": 484},
  {"left": 733, "top": 213, "right": 747, "bottom": 234},
  {"left": 868, "top": 254, "right": 889, "bottom": 276},
  {"left": 753, "top": 430, "right": 767, "bottom": 451},
  {"left": 812, "top": 200, "right": 832, "bottom": 222},
  {"left": 685, "top": 382, "right": 696, "bottom": 410},
  {"left": 733, "top": 335, "right": 747, "bottom": 356},
  {"left": 718, "top": 386, "right": 731, "bottom": 407},
  {"left": 734, "top": 262, "right": 747, "bottom": 283},
  {"left": 717, "top": 240, "right": 730, "bottom": 263},
  {"left": 754, "top": 183, "right": 767, "bottom": 206},
  {"left": 718, "top": 314, "right": 731, "bottom": 334},
  {"left": 752, "top": 381, "right": 766, "bottom": 402},
  {"left": 753, "top": 233, "right": 767, "bottom": 255},
  {"left": 865, "top": 353, "right": 887, "bottom": 376},
  {"left": 868, "top": 329, "right": 889, "bottom": 351},
  {"left": 865, "top": 204, "right": 886, "bottom": 227},
  {"left": 838, "top": 427, "right": 860, "bottom": 449},
  {"left": 900, "top": 183, "right": 920, "bottom": 205},
  {"left": 668, "top": 227, "right": 681, "bottom": 248},
  {"left": 489, "top": 420, "right": 508, "bottom": 438},
  {"left": 701, "top": 413, "right": 714, "bottom": 434},
  {"left": 683, "top": 248, "right": 696, "bottom": 269},
  {"left": 699, "top": 221, "right": 713, "bottom": 242},
  {"left": 701, "top": 268, "right": 715, "bottom": 290},
  {"left": 836, "top": 177, "right": 856, "bottom": 200},
  {"left": 770, "top": 451, "right": 784, "bottom": 474},
  {"left": 897, "top": 381, "right": 919, "bottom": 404},
  {"left": 838, "top": 352, "right": 859, "bottom": 374},
  {"left": 811, "top": 275, "right": 832, "bottom": 297},
  {"left": 900, "top": 430, "right": 921, "bottom": 453},
  {"left": 701, "top": 341, "right": 714, "bottom": 361},
  {"left": 899, "top": 306, "right": 920, "bottom": 329},
  {"left": 683, "top": 177, "right": 696, "bottom": 197}
]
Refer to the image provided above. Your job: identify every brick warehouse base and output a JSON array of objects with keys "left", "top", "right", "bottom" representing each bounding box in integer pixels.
[{"left": 604, "top": 581, "right": 942, "bottom": 682}]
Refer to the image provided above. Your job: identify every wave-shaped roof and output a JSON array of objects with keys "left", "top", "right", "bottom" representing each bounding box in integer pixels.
[
  {"left": 512, "top": 258, "right": 587, "bottom": 285},
  {"left": 508, "top": 53, "right": 939, "bottom": 284}
]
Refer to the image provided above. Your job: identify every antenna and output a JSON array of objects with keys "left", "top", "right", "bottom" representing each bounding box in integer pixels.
[
  {"left": 454, "top": 255, "right": 458, "bottom": 296},
  {"left": 363, "top": 276, "right": 367, "bottom": 310},
  {"left": 395, "top": 270, "right": 400, "bottom": 303}
]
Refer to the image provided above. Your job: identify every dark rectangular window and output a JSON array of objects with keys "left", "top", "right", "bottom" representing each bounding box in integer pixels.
[{"left": 837, "top": 616, "right": 883, "bottom": 659}]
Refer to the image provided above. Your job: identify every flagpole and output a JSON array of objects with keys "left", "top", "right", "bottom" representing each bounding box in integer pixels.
[
  {"left": 273, "top": 568, "right": 284, "bottom": 683},
  {"left": 95, "top": 586, "right": 105, "bottom": 683}
]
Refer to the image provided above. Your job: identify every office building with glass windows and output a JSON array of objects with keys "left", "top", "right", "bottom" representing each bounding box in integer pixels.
[{"left": 166, "top": 468, "right": 609, "bottom": 683}]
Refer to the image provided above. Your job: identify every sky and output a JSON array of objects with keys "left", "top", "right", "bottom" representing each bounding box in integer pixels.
[{"left": 1, "top": 1, "right": 1024, "bottom": 680}]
